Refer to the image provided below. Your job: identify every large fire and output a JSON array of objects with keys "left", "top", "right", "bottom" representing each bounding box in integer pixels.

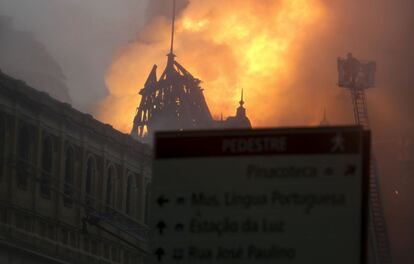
[{"left": 98, "top": 0, "right": 326, "bottom": 133}]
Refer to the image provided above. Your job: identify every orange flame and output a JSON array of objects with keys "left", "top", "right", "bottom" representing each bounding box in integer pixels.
[{"left": 98, "top": 0, "right": 326, "bottom": 132}]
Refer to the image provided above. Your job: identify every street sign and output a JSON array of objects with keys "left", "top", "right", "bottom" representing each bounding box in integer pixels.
[{"left": 151, "top": 127, "right": 369, "bottom": 264}]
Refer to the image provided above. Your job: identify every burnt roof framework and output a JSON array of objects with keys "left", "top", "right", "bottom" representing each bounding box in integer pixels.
[
  {"left": 130, "top": 0, "right": 251, "bottom": 141},
  {"left": 131, "top": 52, "right": 214, "bottom": 139}
]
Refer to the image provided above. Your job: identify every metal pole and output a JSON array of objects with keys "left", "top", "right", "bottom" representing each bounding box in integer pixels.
[{"left": 170, "top": 0, "right": 176, "bottom": 54}]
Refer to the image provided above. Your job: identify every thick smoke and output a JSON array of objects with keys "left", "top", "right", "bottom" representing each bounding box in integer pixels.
[
  {"left": 138, "top": 0, "right": 414, "bottom": 128},
  {"left": 0, "top": 0, "right": 413, "bottom": 262},
  {"left": 101, "top": 1, "right": 414, "bottom": 263},
  {"left": 0, "top": 0, "right": 147, "bottom": 112},
  {"left": 307, "top": 3, "right": 414, "bottom": 262},
  {"left": 101, "top": 0, "right": 327, "bottom": 131}
]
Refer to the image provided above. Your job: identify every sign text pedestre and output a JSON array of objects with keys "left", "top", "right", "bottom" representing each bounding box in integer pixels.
[{"left": 151, "top": 127, "right": 369, "bottom": 264}]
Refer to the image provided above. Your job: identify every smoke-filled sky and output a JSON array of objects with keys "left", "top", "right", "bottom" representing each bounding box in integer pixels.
[
  {"left": 0, "top": 0, "right": 147, "bottom": 112},
  {"left": 100, "top": 0, "right": 414, "bottom": 134},
  {"left": 1, "top": 0, "right": 413, "bottom": 263}
]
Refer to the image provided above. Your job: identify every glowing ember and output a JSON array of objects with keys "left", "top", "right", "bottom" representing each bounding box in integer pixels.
[{"left": 98, "top": 0, "right": 326, "bottom": 133}]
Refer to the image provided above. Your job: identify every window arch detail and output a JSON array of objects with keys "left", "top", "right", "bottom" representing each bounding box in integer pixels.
[
  {"left": 105, "top": 164, "right": 117, "bottom": 210},
  {"left": 0, "top": 115, "right": 5, "bottom": 180},
  {"left": 63, "top": 145, "right": 75, "bottom": 207},
  {"left": 85, "top": 155, "right": 96, "bottom": 206},
  {"left": 125, "top": 174, "right": 136, "bottom": 216},
  {"left": 17, "top": 123, "right": 34, "bottom": 189},
  {"left": 40, "top": 135, "right": 53, "bottom": 198}
]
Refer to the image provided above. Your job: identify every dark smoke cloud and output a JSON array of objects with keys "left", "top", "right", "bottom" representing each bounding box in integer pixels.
[
  {"left": 145, "top": 0, "right": 189, "bottom": 21},
  {"left": 295, "top": 1, "right": 414, "bottom": 262},
  {"left": 0, "top": 0, "right": 413, "bottom": 262},
  {"left": 0, "top": 0, "right": 148, "bottom": 112},
  {"left": 131, "top": 0, "right": 414, "bottom": 262}
]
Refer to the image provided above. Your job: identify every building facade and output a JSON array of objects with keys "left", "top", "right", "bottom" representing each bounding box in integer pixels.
[{"left": 0, "top": 71, "right": 151, "bottom": 264}]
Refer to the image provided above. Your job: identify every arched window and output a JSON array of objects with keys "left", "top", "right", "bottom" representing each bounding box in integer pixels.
[
  {"left": 144, "top": 181, "right": 150, "bottom": 224},
  {"left": 17, "top": 124, "right": 32, "bottom": 189},
  {"left": 0, "top": 116, "right": 5, "bottom": 180},
  {"left": 40, "top": 136, "right": 53, "bottom": 198},
  {"left": 105, "top": 165, "right": 117, "bottom": 210},
  {"left": 85, "top": 156, "right": 96, "bottom": 206},
  {"left": 125, "top": 175, "right": 134, "bottom": 215},
  {"left": 63, "top": 146, "right": 75, "bottom": 207}
]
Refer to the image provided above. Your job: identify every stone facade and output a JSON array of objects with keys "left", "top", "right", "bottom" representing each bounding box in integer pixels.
[{"left": 0, "top": 71, "right": 151, "bottom": 264}]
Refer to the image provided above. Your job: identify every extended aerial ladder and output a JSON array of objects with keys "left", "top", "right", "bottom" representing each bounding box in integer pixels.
[{"left": 337, "top": 54, "right": 392, "bottom": 264}]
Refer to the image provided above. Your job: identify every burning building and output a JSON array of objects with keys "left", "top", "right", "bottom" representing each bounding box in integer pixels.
[
  {"left": 130, "top": 0, "right": 251, "bottom": 142},
  {"left": 99, "top": 0, "right": 325, "bottom": 135}
]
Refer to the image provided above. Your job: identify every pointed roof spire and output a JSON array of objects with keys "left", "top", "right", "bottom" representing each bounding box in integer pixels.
[
  {"left": 239, "top": 88, "right": 245, "bottom": 107},
  {"left": 169, "top": 0, "right": 176, "bottom": 55}
]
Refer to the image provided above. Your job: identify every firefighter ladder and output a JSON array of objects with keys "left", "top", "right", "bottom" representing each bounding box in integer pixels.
[{"left": 349, "top": 86, "right": 392, "bottom": 264}]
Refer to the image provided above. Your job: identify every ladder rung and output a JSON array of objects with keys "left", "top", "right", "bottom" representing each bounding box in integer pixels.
[{"left": 350, "top": 90, "right": 392, "bottom": 263}]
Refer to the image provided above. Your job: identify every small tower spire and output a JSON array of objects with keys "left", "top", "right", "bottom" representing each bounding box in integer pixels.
[
  {"left": 169, "top": 0, "right": 176, "bottom": 55},
  {"left": 227, "top": 87, "right": 251, "bottom": 128}
]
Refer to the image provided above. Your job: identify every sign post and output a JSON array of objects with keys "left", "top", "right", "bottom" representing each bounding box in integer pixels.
[{"left": 151, "top": 127, "right": 369, "bottom": 264}]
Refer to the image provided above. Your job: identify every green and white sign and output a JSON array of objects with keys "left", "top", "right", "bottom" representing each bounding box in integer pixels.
[{"left": 151, "top": 127, "right": 369, "bottom": 264}]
